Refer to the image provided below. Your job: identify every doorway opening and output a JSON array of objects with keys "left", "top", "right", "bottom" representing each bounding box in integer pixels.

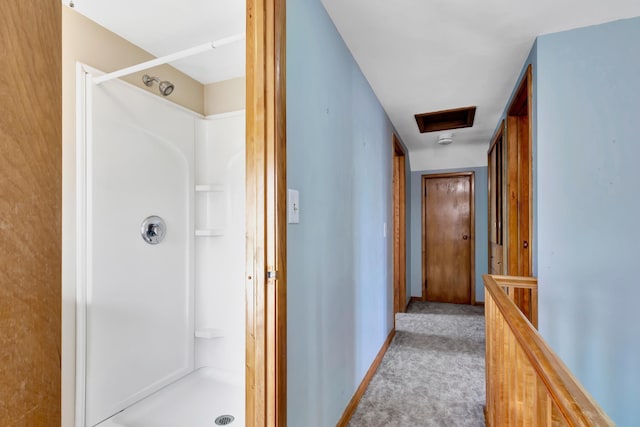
[{"left": 63, "top": 0, "right": 287, "bottom": 425}]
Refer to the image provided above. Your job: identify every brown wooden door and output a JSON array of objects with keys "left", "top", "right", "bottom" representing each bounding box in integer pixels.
[
  {"left": 0, "top": 1, "right": 61, "bottom": 425},
  {"left": 422, "top": 173, "right": 474, "bottom": 304}
]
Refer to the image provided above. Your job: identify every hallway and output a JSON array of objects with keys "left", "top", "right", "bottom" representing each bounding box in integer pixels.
[{"left": 348, "top": 302, "right": 485, "bottom": 427}]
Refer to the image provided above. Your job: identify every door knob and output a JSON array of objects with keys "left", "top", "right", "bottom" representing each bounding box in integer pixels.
[{"left": 463, "top": 235, "right": 469, "bottom": 240}]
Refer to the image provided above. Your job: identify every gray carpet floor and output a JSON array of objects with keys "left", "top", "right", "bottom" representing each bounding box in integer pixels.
[{"left": 348, "top": 301, "right": 486, "bottom": 427}]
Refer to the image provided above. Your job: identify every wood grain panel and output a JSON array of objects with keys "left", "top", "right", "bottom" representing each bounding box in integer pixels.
[
  {"left": 246, "top": 0, "right": 287, "bottom": 424},
  {"left": 506, "top": 65, "right": 533, "bottom": 277},
  {"left": 490, "top": 243, "right": 503, "bottom": 275},
  {"left": 488, "top": 121, "right": 505, "bottom": 275},
  {"left": 423, "top": 173, "right": 474, "bottom": 304},
  {"left": 392, "top": 136, "right": 406, "bottom": 315},
  {"left": 484, "top": 274, "right": 614, "bottom": 426},
  {"left": 518, "top": 113, "right": 532, "bottom": 276},
  {"left": 0, "top": 1, "right": 62, "bottom": 425},
  {"left": 506, "top": 115, "right": 520, "bottom": 275}
]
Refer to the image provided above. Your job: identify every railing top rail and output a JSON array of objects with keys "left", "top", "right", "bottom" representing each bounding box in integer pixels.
[
  {"left": 491, "top": 274, "right": 538, "bottom": 289},
  {"left": 483, "top": 274, "right": 614, "bottom": 427}
]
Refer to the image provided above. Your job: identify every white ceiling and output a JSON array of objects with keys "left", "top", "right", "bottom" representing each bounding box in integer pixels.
[
  {"left": 69, "top": 0, "right": 245, "bottom": 84},
  {"left": 321, "top": 0, "right": 640, "bottom": 170},
  {"left": 69, "top": 0, "right": 640, "bottom": 170}
]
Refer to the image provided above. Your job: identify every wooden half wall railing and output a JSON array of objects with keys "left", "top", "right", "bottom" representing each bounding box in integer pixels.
[{"left": 483, "top": 274, "right": 614, "bottom": 426}]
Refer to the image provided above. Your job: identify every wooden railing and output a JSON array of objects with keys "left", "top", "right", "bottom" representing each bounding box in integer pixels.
[
  {"left": 489, "top": 275, "right": 538, "bottom": 328},
  {"left": 484, "top": 274, "right": 614, "bottom": 426}
]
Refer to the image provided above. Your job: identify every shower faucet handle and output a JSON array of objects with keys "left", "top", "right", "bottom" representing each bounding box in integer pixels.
[{"left": 141, "top": 215, "right": 166, "bottom": 245}]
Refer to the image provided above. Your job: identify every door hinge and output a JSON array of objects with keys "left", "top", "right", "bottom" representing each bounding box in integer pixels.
[{"left": 267, "top": 270, "right": 277, "bottom": 280}]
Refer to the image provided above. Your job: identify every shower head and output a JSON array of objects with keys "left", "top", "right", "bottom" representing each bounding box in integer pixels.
[
  {"left": 142, "top": 74, "right": 175, "bottom": 97},
  {"left": 158, "top": 80, "right": 175, "bottom": 96}
]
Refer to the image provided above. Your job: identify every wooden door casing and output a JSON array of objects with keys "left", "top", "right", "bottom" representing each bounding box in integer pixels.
[
  {"left": 506, "top": 65, "right": 533, "bottom": 278},
  {"left": 488, "top": 121, "right": 505, "bottom": 275},
  {"left": 422, "top": 173, "right": 475, "bottom": 305},
  {"left": 504, "top": 65, "right": 533, "bottom": 316},
  {"left": 393, "top": 136, "right": 407, "bottom": 314},
  {"left": 246, "top": 0, "right": 287, "bottom": 424}
]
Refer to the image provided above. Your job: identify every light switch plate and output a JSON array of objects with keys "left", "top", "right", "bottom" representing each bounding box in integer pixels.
[{"left": 288, "top": 189, "right": 299, "bottom": 224}]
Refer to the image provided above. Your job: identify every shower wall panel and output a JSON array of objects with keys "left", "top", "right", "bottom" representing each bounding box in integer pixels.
[
  {"left": 194, "top": 112, "right": 246, "bottom": 380},
  {"left": 85, "top": 80, "right": 195, "bottom": 426}
]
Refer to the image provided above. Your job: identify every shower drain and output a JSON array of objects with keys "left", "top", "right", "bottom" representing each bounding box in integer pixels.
[{"left": 214, "top": 415, "right": 235, "bottom": 425}]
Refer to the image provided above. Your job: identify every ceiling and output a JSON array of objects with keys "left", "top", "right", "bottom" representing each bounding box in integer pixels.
[
  {"left": 69, "top": 0, "right": 245, "bottom": 84},
  {"left": 69, "top": 0, "right": 640, "bottom": 170},
  {"left": 321, "top": 0, "right": 640, "bottom": 170}
]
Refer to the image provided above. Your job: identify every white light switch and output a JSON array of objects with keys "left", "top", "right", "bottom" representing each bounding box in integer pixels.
[
  {"left": 288, "top": 189, "right": 300, "bottom": 224},
  {"left": 383, "top": 222, "right": 387, "bottom": 237}
]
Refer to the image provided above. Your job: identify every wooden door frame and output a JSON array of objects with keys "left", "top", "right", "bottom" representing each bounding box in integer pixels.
[
  {"left": 246, "top": 0, "right": 287, "bottom": 425},
  {"left": 421, "top": 172, "right": 476, "bottom": 305},
  {"left": 488, "top": 120, "right": 506, "bottom": 275},
  {"left": 392, "top": 135, "right": 407, "bottom": 314},
  {"left": 506, "top": 64, "right": 533, "bottom": 277},
  {"left": 8, "top": 1, "right": 287, "bottom": 425}
]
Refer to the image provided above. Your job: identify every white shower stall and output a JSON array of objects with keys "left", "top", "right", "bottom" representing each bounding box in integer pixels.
[{"left": 75, "top": 65, "right": 246, "bottom": 427}]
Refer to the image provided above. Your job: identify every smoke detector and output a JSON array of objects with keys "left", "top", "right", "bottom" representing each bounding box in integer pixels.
[{"left": 437, "top": 133, "right": 454, "bottom": 145}]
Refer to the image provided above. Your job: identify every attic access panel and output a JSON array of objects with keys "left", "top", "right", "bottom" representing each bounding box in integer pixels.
[{"left": 415, "top": 106, "right": 476, "bottom": 133}]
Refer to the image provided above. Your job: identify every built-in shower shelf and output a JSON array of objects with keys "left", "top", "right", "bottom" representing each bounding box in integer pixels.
[
  {"left": 195, "top": 328, "right": 224, "bottom": 339},
  {"left": 195, "top": 229, "right": 224, "bottom": 237},
  {"left": 195, "top": 184, "right": 224, "bottom": 192}
]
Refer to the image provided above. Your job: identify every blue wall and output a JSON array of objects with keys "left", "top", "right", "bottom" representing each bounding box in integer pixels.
[
  {"left": 287, "top": 0, "right": 408, "bottom": 424},
  {"left": 409, "top": 167, "right": 488, "bottom": 302},
  {"left": 535, "top": 17, "right": 640, "bottom": 426}
]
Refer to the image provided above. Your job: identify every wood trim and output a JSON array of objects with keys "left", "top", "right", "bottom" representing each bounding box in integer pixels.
[
  {"left": 483, "top": 275, "right": 613, "bottom": 426},
  {"left": 525, "top": 65, "right": 533, "bottom": 277},
  {"left": 421, "top": 175, "right": 427, "bottom": 302},
  {"left": 246, "top": 0, "right": 287, "bottom": 425},
  {"left": 507, "top": 65, "right": 532, "bottom": 117},
  {"left": 506, "top": 115, "right": 519, "bottom": 274},
  {"left": 392, "top": 134, "right": 407, "bottom": 315},
  {"left": 505, "top": 65, "right": 533, "bottom": 277},
  {"left": 487, "top": 121, "right": 505, "bottom": 275},
  {"left": 470, "top": 172, "right": 476, "bottom": 306},
  {"left": 408, "top": 296, "right": 422, "bottom": 311},
  {"left": 491, "top": 274, "right": 538, "bottom": 288},
  {"left": 393, "top": 134, "right": 406, "bottom": 156},
  {"left": 274, "top": 0, "right": 287, "bottom": 423},
  {"left": 405, "top": 298, "right": 412, "bottom": 312},
  {"left": 421, "top": 172, "right": 476, "bottom": 304},
  {"left": 491, "top": 274, "right": 538, "bottom": 327},
  {"left": 0, "top": 1, "right": 62, "bottom": 425},
  {"left": 488, "top": 119, "right": 505, "bottom": 154},
  {"left": 336, "top": 329, "right": 396, "bottom": 427}
]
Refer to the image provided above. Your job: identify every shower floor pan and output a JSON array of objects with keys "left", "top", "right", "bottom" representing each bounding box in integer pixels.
[{"left": 97, "top": 367, "right": 244, "bottom": 427}]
